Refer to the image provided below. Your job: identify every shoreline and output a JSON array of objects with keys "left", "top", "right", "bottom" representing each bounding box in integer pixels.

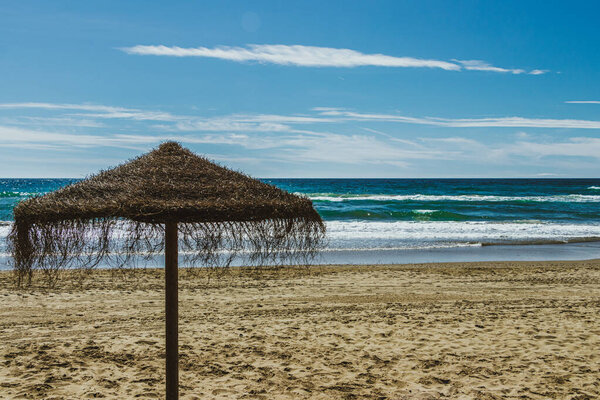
[
  {"left": 0, "top": 238, "right": 600, "bottom": 272},
  {"left": 317, "top": 240, "right": 600, "bottom": 265},
  {"left": 479, "top": 236, "right": 600, "bottom": 246},
  {"left": 3, "top": 239, "right": 600, "bottom": 270}
]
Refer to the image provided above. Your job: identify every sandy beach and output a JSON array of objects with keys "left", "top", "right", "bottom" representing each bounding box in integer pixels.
[{"left": 1, "top": 260, "right": 599, "bottom": 399}]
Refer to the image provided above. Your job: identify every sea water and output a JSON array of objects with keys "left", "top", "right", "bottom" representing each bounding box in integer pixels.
[{"left": 2, "top": 178, "right": 600, "bottom": 267}]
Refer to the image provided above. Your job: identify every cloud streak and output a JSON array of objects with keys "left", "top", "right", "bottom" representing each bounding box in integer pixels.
[
  {"left": 3, "top": 102, "right": 599, "bottom": 131},
  {"left": 316, "top": 109, "right": 600, "bottom": 129},
  {"left": 565, "top": 101, "right": 600, "bottom": 104},
  {"left": 120, "top": 44, "right": 545, "bottom": 74},
  {"left": 511, "top": 137, "right": 600, "bottom": 158},
  {"left": 454, "top": 60, "right": 547, "bottom": 75},
  {"left": 0, "top": 102, "right": 183, "bottom": 122},
  {"left": 121, "top": 44, "right": 460, "bottom": 70},
  {"left": 0, "top": 102, "right": 130, "bottom": 113}
]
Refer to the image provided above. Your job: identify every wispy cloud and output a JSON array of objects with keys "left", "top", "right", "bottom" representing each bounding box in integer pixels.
[
  {"left": 0, "top": 125, "right": 253, "bottom": 152},
  {"left": 4, "top": 101, "right": 600, "bottom": 177},
  {"left": 535, "top": 172, "right": 563, "bottom": 177},
  {"left": 3, "top": 125, "right": 600, "bottom": 176},
  {"left": 565, "top": 100, "right": 600, "bottom": 104},
  {"left": 507, "top": 137, "right": 600, "bottom": 158},
  {"left": 454, "top": 60, "right": 547, "bottom": 75},
  {"left": 0, "top": 102, "right": 130, "bottom": 113},
  {"left": 316, "top": 109, "right": 600, "bottom": 129},
  {"left": 0, "top": 102, "right": 184, "bottom": 123},
  {"left": 0, "top": 124, "right": 433, "bottom": 168},
  {"left": 120, "top": 44, "right": 545, "bottom": 74},
  {"left": 169, "top": 113, "right": 336, "bottom": 133},
  {"left": 4, "top": 102, "right": 599, "bottom": 132},
  {"left": 0, "top": 102, "right": 333, "bottom": 136},
  {"left": 121, "top": 44, "right": 460, "bottom": 70},
  {"left": 122, "top": 44, "right": 460, "bottom": 70},
  {"left": 72, "top": 111, "right": 180, "bottom": 121},
  {"left": 0, "top": 125, "right": 123, "bottom": 148},
  {"left": 0, "top": 116, "right": 105, "bottom": 128}
]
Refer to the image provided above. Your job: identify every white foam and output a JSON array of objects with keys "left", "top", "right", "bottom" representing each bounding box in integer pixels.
[
  {"left": 0, "top": 191, "right": 38, "bottom": 197},
  {"left": 308, "top": 194, "right": 600, "bottom": 203},
  {"left": 588, "top": 186, "right": 600, "bottom": 190},
  {"left": 0, "top": 224, "right": 11, "bottom": 237},
  {"left": 323, "top": 242, "right": 482, "bottom": 252},
  {"left": 325, "top": 220, "right": 600, "bottom": 242},
  {"left": 2, "top": 220, "right": 599, "bottom": 255}
]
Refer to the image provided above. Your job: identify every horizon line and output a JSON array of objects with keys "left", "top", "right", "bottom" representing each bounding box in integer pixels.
[{"left": 2, "top": 177, "right": 599, "bottom": 180}]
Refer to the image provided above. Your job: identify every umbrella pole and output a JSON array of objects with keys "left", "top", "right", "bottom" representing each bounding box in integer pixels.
[{"left": 165, "top": 221, "right": 178, "bottom": 400}]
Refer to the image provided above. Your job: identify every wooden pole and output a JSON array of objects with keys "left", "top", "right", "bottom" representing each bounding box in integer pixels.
[{"left": 165, "top": 222, "right": 178, "bottom": 400}]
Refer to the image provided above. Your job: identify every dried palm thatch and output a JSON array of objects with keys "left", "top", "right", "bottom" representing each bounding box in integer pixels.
[{"left": 9, "top": 141, "right": 325, "bottom": 286}]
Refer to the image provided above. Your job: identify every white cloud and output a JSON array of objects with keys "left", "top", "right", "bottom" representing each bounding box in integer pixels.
[
  {"left": 508, "top": 137, "right": 600, "bottom": 158},
  {"left": 169, "top": 113, "right": 335, "bottom": 133},
  {"left": 5, "top": 100, "right": 600, "bottom": 178},
  {"left": 231, "top": 114, "right": 335, "bottom": 124},
  {"left": 121, "top": 44, "right": 460, "bottom": 70},
  {"left": 565, "top": 100, "right": 600, "bottom": 104},
  {"left": 454, "top": 60, "right": 547, "bottom": 75},
  {"left": 429, "top": 117, "right": 600, "bottom": 129},
  {"left": 172, "top": 120, "right": 291, "bottom": 133},
  {"left": 403, "top": 136, "right": 600, "bottom": 165},
  {"left": 4, "top": 123, "right": 600, "bottom": 177},
  {"left": 0, "top": 102, "right": 337, "bottom": 133},
  {"left": 0, "top": 124, "right": 300, "bottom": 152},
  {"left": 0, "top": 102, "right": 185, "bottom": 123},
  {"left": 121, "top": 44, "right": 547, "bottom": 74},
  {"left": 0, "top": 125, "right": 120, "bottom": 147},
  {"left": 71, "top": 110, "right": 181, "bottom": 121},
  {"left": 0, "top": 116, "right": 105, "bottom": 128},
  {"left": 0, "top": 102, "right": 131, "bottom": 113},
  {"left": 275, "top": 133, "right": 445, "bottom": 167},
  {"left": 0, "top": 123, "right": 440, "bottom": 168},
  {"left": 420, "top": 137, "right": 481, "bottom": 146},
  {"left": 0, "top": 125, "right": 183, "bottom": 150},
  {"left": 316, "top": 109, "right": 600, "bottom": 129},
  {"left": 4, "top": 102, "right": 600, "bottom": 135},
  {"left": 455, "top": 59, "right": 524, "bottom": 74},
  {"left": 276, "top": 134, "right": 600, "bottom": 167},
  {"left": 426, "top": 136, "right": 600, "bottom": 163}
]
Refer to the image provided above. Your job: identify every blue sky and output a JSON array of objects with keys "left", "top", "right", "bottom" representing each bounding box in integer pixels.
[{"left": 1, "top": 0, "right": 599, "bottom": 178}]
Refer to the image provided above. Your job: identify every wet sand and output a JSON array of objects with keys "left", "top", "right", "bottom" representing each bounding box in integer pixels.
[{"left": 1, "top": 260, "right": 599, "bottom": 399}]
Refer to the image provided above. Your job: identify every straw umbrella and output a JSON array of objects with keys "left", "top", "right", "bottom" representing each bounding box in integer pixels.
[{"left": 9, "top": 142, "right": 325, "bottom": 399}]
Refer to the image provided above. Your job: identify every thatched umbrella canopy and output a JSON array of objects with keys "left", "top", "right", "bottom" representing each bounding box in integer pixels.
[{"left": 9, "top": 141, "right": 325, "bottom": 399}]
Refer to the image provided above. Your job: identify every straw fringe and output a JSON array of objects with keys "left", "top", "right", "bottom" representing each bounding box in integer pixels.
[{"left": 9, "top": 142, "right": 325, "bottom": 286}]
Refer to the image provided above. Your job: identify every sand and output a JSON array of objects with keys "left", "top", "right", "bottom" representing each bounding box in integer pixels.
[{"left": 1, "top": 260, "right": 599, "bottom": 399}]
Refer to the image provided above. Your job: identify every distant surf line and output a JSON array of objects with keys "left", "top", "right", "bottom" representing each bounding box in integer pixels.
[{"left": 306, "top": 194, "right": 600, "bottom": 203}]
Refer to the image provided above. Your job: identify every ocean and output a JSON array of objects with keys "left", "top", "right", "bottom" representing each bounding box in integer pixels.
[{"left": 2, "top": 178, "right": 600, "bottom": 268}]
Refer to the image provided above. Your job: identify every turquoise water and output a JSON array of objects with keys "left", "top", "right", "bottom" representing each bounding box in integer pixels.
[
  {"left": 2, "top": 178, "right": 600, "bottom": 266},
  {"left": 266, "top": 178, "right": 600, "bottom": 252},
  {"left": 267, "top": 178, "right": 600, "bottom": 223},
  {"left": 0, "top": 178, "right": 79, "bottom": 221}
]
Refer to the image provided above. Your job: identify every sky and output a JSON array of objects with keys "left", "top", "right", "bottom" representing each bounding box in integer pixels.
[{"left": 1, "top": 0, "right": 599, "bottom": 178}]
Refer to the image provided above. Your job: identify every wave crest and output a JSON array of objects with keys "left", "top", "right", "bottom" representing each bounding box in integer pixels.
[
  {"left": 0, "top": 191, "right": 38, "bottom": 198},
  {"left": 307, "top": 193, "right": 600, "bottom": 203}
]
